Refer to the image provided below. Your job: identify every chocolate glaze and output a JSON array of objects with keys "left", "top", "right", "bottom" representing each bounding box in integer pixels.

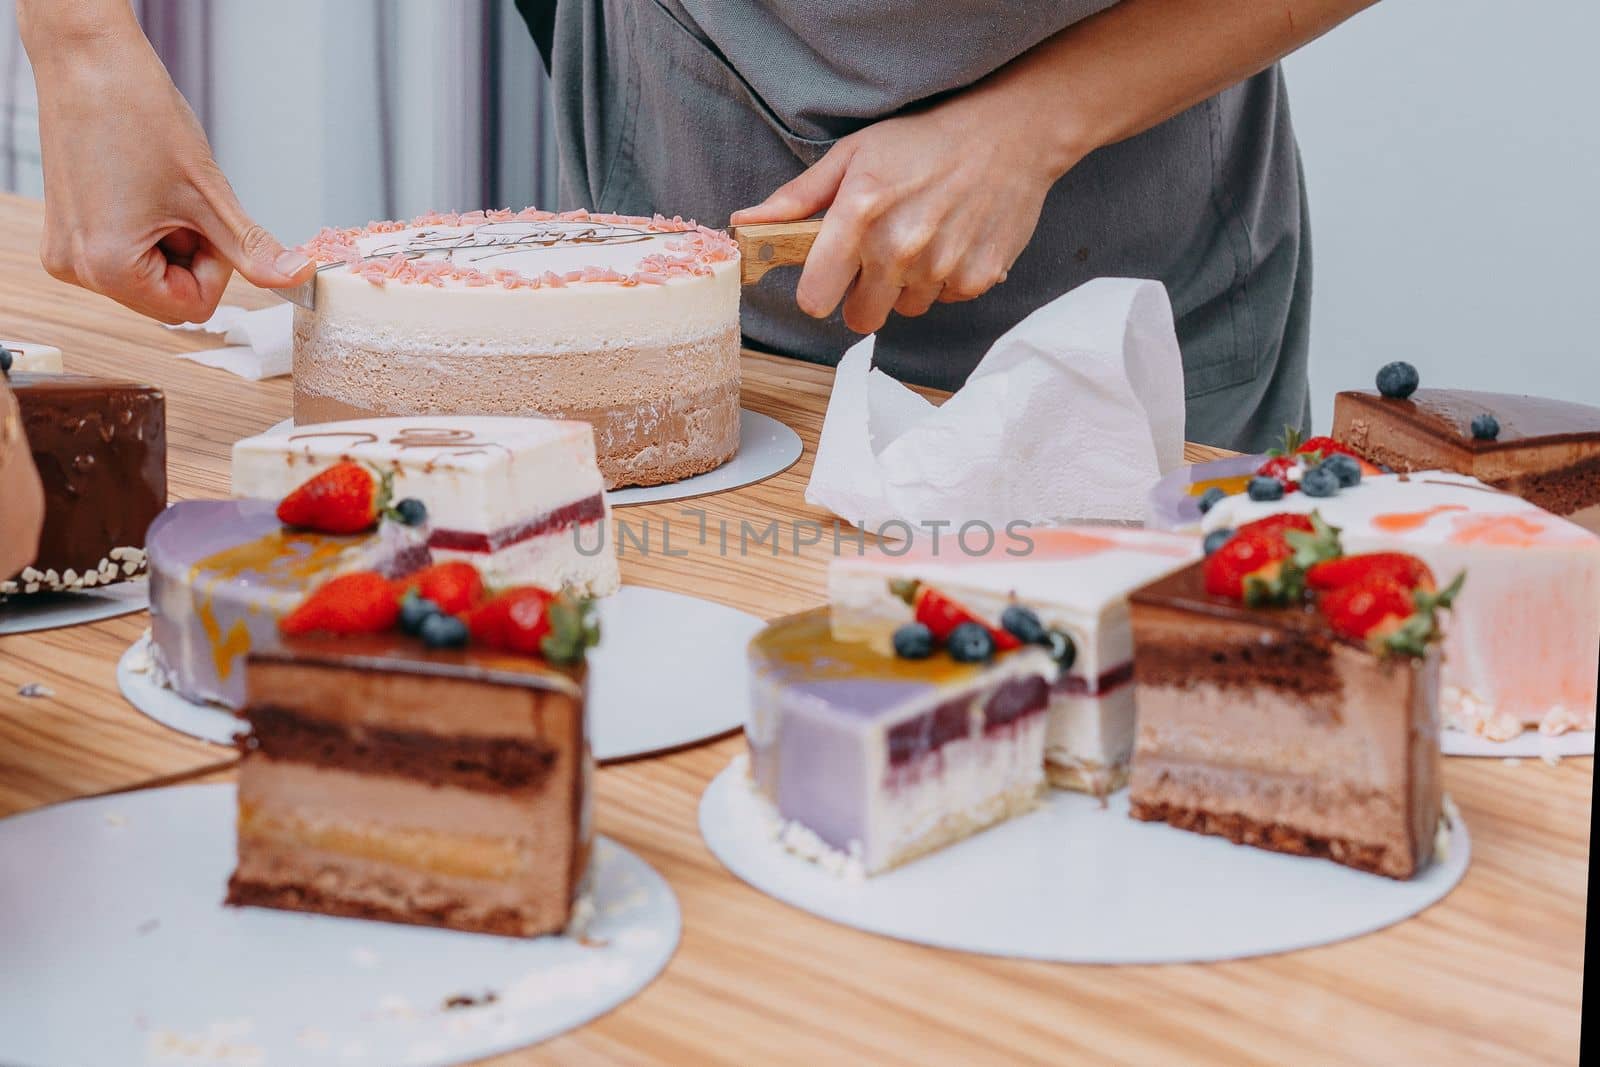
[
  {"left": 1337, "top": 388, "right": 1600, "bottom": 450},
  {"left": 8, "top": 373, "right": 165, "bottom": 572}
]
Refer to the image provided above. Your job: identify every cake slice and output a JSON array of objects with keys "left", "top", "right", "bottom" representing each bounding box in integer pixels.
[
  {"left": 828, "top": 527, "right": 1200, "bottom": 795},
  {"left": 230, "top": 633, "right": 592, "bottom": 937},
  {"left": 1202, "top": 471, "right": 1600, "bottom": 738},
  {"left": 146, "top": 499, "right": 431, "bottom": 708},
  {"left": 1128, "top": 517, "right": 1448, "bottom": 879},
  {"left": 231, "top": 415, "right": 618, "bottom": 595},
  {"left": 1333, "top": 385, "right": 1600, "bottom": 534},
  {"left": 0, "top": 372, "right": 165, "bottom": 595},
  {"left": 748, "top": 608, "right": 1056, "bottom": 875},
  {"left": 0, "top": 341, "right": 63, "bottom": 373}
]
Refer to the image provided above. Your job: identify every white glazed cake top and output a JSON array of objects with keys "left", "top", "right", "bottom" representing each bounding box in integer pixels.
[
  {"left": 1201, "top": 471, "right": 1600, "bottom": 551},
  {"left": 2, "top": 341, "right": 63, "bottom": 373},
  {"left": 832, "top": 526, "right": 1201, "bottom": 614},
  {"left": 231, "top": 416, "right": 605, "bottom": 534}
]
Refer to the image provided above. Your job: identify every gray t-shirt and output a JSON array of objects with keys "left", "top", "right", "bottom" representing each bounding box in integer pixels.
[{"left": 521, "top": 0, "right": 1311, "bottom": 451}]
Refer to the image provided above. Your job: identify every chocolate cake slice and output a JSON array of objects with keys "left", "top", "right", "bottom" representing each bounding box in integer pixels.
[
  {"left": 1127, "top": 561, "right": 1442, "bottom": 880},
  {"left": 0, "top": 373, "right": 165, "bottom": 594},
  {"left": 229, "top": 634, "right": 591, "bottom": 937},
  {"left": 1334, "top": 388, "right": 1600, "bottom": 532}
]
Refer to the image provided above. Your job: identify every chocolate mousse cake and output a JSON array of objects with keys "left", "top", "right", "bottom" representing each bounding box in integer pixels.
[
  {"left": 0, "top": 373, "right": 165, "bottom": 595},
  {"left": 292, "top": 208, "right": 741, "bottom": 488},
  {"left": 1334, "top": 388, "right": 1600, "bottom": 533},
  {"left": 1127, "top": 519, "right": 1449, "bottom": 880},
  {"left": 747, "top": 609, "right": 1056, "bottom": 875},
  {"left": 229, "top": 633, "right": 591, "bottom": 937}
]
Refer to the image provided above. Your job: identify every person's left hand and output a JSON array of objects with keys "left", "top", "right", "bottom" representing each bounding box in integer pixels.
[{"left": 730, "top": 88, "right": 1076, "bottom": 334}]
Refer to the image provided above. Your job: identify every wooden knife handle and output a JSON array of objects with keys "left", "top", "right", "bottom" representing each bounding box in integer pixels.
[{"left": 732, "top": 220, "right": 823, "bottom": 286}]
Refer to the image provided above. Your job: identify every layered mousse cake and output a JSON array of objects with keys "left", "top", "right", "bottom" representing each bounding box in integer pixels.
[
  {"left": 229, "top": 585, "right": 597, "bottom": 936},
  {"left": 147, "top": 498, "right": 430, "bottom": 709},
  {"left": 1203, "top": 471, "right": 1600, "bottom": 739},
  {"left": 829, "top": 527, "right": 1200, "bottom": 796},
  {"left": 232, "top": 416, "right": 618, "bottom": 595},
  {"left": 748, "top": 606, "right": 1057, "bottom": 875},
  {"left": 292, "top": 208, "right": 740, "bottom": 488},
  {"left": 1128, "top": 515, "right": 1450, "bottom": 879},
  {"left": 0, "top": 372, "right": 165, "bottom": 596},
  {"left": 1332, "top": 364, "right": 1600, "bottom": 534}
]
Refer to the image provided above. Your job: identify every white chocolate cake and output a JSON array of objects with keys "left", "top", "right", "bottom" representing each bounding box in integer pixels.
[{"left": 293, "top": 209, "right": 741, "bottom": 489}]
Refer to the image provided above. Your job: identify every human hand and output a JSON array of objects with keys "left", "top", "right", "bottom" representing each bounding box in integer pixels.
[
  {"left": 0, "top": 382, "right": 44, "bottom": 581},
  {"left": 21, "top": 5, "right": 312, "bottom": 323},
  {"left": 731, "top": 88, "right": 1077, "bottom": 334}
]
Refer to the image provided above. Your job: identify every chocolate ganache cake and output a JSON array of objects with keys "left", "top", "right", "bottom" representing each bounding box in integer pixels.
[
  {"left": 293, "top": 208, "right": 741, "bottom": 489},
  {"left": 0, "top": 372, "right": 165, "bottom": 596},
  {"left": 1334, "top": 386, "right": 1600, "bottom": 533},
  {"left": 230, "top": 632, "right": 592, "bottom": 937}
]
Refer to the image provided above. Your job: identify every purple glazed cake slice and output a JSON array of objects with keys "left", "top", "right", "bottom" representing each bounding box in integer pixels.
[
  {"left": 147, "top": 499, "right": 430, "bottom": 709},
  {"left": 746, "top": 609, "right": 1055, "bottom": 874}
]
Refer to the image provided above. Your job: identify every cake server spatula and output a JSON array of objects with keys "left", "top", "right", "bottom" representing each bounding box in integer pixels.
[{"left": 273, "top": 219, "right": 823, "bottom": 311}]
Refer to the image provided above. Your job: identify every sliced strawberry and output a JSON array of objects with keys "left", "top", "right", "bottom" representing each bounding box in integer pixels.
[
  {"left": 279, "top": 572, "right": 400, "bottom": 636},
  {"left": 888, "top": 580, "right": 1022, "bottom": 651},
  {"left": 465, "top": 585, "right": 599, "bottom": 664},
  {"left": 1307, "top": 552, "right": 1436, "bottom": 594},
  {"left": 277, "top": 462, "right": 393, "bottom": 535},
  {"left": 395, "top": 561, "right": 486, "bottom": 614}
]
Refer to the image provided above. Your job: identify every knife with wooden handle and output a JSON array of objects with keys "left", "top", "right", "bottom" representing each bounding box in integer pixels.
[{"left": 275, "top": 219, "right": 823, "bottom": 310}]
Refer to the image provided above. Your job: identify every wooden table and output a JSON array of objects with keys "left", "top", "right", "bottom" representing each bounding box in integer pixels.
[{"left": 0, "top": 192, "right": 1586, "bottom": 1065}]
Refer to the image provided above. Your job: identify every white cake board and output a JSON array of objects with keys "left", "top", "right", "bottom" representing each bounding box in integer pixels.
[
  {"left": 0, "top": 784, "right": 679, "bottom": 1067},
  {"left": 0, "top": 580, "right": 148, "bottom": 636},
  {"left": 118, "top": 586, "right": 759, "bottom": 761},
  {"left": 700, "top": 759, "right": 1470, "bottom": 964},
  {"left": 265, "top": 408, "right": 803, "bottom": 507},
  {"left": 1441, "top": 728, "right": 1593, "bottom": 759}
]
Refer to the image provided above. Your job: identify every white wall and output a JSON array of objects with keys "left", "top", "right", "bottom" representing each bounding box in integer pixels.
[{"left": 1284, "top": 0, "right": 1600, "bottom": 428}]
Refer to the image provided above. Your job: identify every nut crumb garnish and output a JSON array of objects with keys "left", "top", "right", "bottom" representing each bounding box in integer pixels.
[{"left": 17, "top": 682, "right": 54, "bottom": 698}]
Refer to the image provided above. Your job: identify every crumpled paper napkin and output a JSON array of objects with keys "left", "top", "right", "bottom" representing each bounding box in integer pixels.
[
  {"left": 806, "top": 277, "right": 1186, "bottom": 532},
  {"left": 166, "top": 302, "right": 293, "bottom": 380}
]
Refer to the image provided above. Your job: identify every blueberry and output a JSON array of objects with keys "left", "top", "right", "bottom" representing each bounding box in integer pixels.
[
  {"left": 1197, "top": 486, "right": 1228, "bottom": 514},
  {"left": 400, "top": 593, "right": 441, "bottom": 635},
  {"left": 946, "top": 622, "right": 995, "bottom": 663},
  {"left": 0, "top": 347, "right": 12, "bottom": 375},
  {"left": 1000, "top": 604, "right": 1047, "bottom": 645},
  {"left": 1300, "top": 465, "right": 1342, "bottom": 498},
  {"left": 1321, "top": 452, "right": 1362, "bottom": 488},
  {"left": 395, "top": 497, "right": 429, "bottom": 526},
  {"left": 1203, "top": 528, "right": 1235, "bottom": 556},
  {"left": 1471, "top": 413, "right": 1500, "bottom": 440},
  {"left": 1045, "top": 628, "right": 1077, "bottom": 671},
  {"left": 891, "top": 622, "right": 935, "bottom": 660},
  {"left": 1247, "top": 475, "right": 1286, "bottom": 502},
  {"left": 1376, "top": 361, "right": 1420, "bottom": 399},
  {"left": 419, "top": 612, "right": 469, "bottom": 649}
]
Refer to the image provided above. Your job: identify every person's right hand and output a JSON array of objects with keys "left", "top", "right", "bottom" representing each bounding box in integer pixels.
[
  {"left": 21, "top": 3, "right": 312, "bottom": 324},
  {"left": 0, "top": 382, "right": 44, "bottom": 582}
]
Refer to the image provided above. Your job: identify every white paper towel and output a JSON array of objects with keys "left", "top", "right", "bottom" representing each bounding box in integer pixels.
[
  {"left": 806, "top": 277, "right": 1186, "bottom": 532},
  {"left": 166, "top": 302, "right": 293, "bottom": 380}
]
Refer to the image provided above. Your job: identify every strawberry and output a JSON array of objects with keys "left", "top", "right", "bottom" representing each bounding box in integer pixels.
[
  {"left": 1317, "top": 570, "right": 1465, "bottom": 657},
  {"left": 888, "top": 580, "right": 1022, "bottom": 651},
  {"left": 1307, "top": 552, "right": 1436, "bottom": 594},
  {"left": 394, "top": 562, "right": 485, "bottom": 614},
  {"left": 1295, "top": 436, "right": 1360, "bottom": 462},
  {"left": 1204, "top": 512, "right": 1343, "bottom": 605},
  {"left": 465, "top": 586, "right": 600, "bottom": 664},
  {"left": 277, "top": 462, "right": 395, "bottom": 535},
  {"left": 1254, "top": 454, "right": 1301, "bottom": 492},
  {"left": 279, "top": 571, "right": 401, "bottom": 636}
]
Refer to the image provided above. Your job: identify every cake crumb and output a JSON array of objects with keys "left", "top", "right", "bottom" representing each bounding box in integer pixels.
[
  {"left": 1501, "top": 758, "right": 1523, "bottom": 768},
  {"left": 1539, "top": 750, "right": 1562, "bottom": 768},
  {"left": 442, "top": 990, "right": 499, "bottom": 1011},
  {"left": 105, "top": 812, "right": 127, "bottom": 827},
  {"left": 17, "top": 682, "right": 54, "bottom": 698}
]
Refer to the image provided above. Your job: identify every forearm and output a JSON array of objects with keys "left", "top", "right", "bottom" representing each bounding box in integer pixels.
[{"left": 979, "top": 0, "right": 1378, "bottom": 175}]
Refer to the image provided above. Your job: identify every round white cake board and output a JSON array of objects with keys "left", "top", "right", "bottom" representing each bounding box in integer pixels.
[
  {"left": 0, "top": 784, "right": 679, "bottom": 1067},
  {"left": 1441, "top": 728, "right": 1593, "bottom": 759},
  {"left": 264, "top": 408, "right": 802, "bottom": 507},
  {"left": 699, "top": 760, "right": 1470, "bottom": 964},
  {"left": 0, "top": 580, "right": 148, "bottom": 636},
  {"left": 118, "top": 586, "right": 759, "bottom": 761}
]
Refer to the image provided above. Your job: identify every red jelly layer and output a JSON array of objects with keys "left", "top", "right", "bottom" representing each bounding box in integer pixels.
[{"left": 427, "top": 493, "right": 605, "bottom": 553}]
